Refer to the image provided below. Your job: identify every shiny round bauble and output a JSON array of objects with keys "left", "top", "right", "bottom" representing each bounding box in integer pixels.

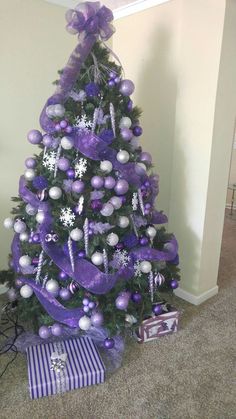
[
  {"left": 26, "top": 203, "right": 37, "bottom": 216},
  {"left": 7, "top": 288, "right": 17, "bottom": 302},
  {"left": 140, "top": 151, "right": 152, "bottom": 164},
  {"left": 104, "top": 338, "right": 115, "bottom": 349},
  {"left": 60, "top": 120, "right": 68, "bottom": 129},
  {"left": 15, "top": 278, "right": 23, "bottom": 288},
  {"left": 146, "top": 226, "right": 157, "bottom": 239},
  {"left": 91, "top": 252, "right": 104, "bottom": 266},
  {"left": 58, "top": 271, "right": 68, "bottom": 281},
  {"left": 119, "top": 116, "right": 132, "bottom": 129},
  {"left": 109, "top": 196, "right": 122, "bottom": 210},
  {"left": 88, "top": 301, "right": 95, "bottom": 309},
  {"left": 127, "top": 99, "right": 133, "bottom": 112},
  {"left": 119, "top": 79, "right": 135, "bottom": 96},
  {"left": 137, "top": 163, "right": 147, "bottom": 172},
  {"left": 100, "top": 202, "right": 114, "bottom": 217},
  {"left": 140, "top": 260, "right": 152, "bottom": 273},
  {"left": 104, "top": 176, "right": 116, "bottom": 189},
  {"left": 45, "top": 279, "right": 60, "bottom": 294},
  {"left": 107, "top": 232, "right": 119, "bottom": 247},
  {"left": 114, "top": 76, "right": 120, "bottom": 84},
  {"left": 153, "top": 304, "right": 163, "bottom": 316},
  {"left": 131, "top": 292, "right": 142, "bottom": 304},
  {"left": 19, "top": 255, "right": 31, "bottom": 268},
  {"left": 32, "top": 233, "right": 40, "bottom": 243},
  {"left": 116, "top": 150, "right": 130, "bottom": 164},
  {"left": 42, "top": 134, "right": 53, "bottom": 147},
  {"left": 78, "top": 250, "right": 86, "bottom": 258},
  {"left": 20, "top": 284, "right": 33, "bottom": 298},
  {"left": 78, "top": 316, "right": 91, "bottom": 331},
  {"left": 114, "top": 179, "right": 129, "bottom": 195},
  {"left": 46, "top": 105, "right": 55, "bottom": 118},
  {"left": 116, "top": 242, "right": 124, "bottom": 250},
  {"left": 170, "top": 279, "right": 179, "bottom": 289},
  {"left": 130, "top": 138, "right": 140, "bottom": 151},
  {"left": 70, "top": 228, "right": 83, "bottom": 241},
  {"left": 91, "top": 312, "right": 104, "bottom": 327},
  {"left": 118, "top": 216, "right": 129, "bottom": 228},
  {"left": 36, "top": 210, "right": 45, "bottom": 224},
  {"left": 19, "top": 232, "right": 29, "bottom": 242},
  {"left": 72, "top": 180, "right": 85, "bottom": 194},
  {"left": 66, "top": 168, "right": 75, "bottom": 179},
  {"left": 108, "top": 79, "right": 115, "bottom": 88},
  {"left": 24, "top": 169, "right": 35, "bottom": 181},
  {"left": 55, "top": 123, "right": 61, "bottom": 132},
  {"left": 61, "top": 136, "right": 74, "bottom": 150},
  {"left": 49, "top": 186, "right": 62, "bottom": 200},
  {"left": 90, "top": 199, "right": 103, "bottom": 212},
  {"left": 38, "top": 325, "right": 51, "bottom": 339},
  {"left": 133, "top": 126, "right": 143, "bottom": 137},
  {"left": 68, "top": 281, "right": 80, "bottom": 294},
  {"left": 53, "top": 104, "right": 65, "bottom": 117},
  {"left": 115, "top": 294, "right": 130, "bottom": 310},
  {"left": 37, "top": 189, "right": 48, "bottom": 202},
  {"left": 27, "top": 129, "right": 42, "bottom": 145},
  {"left": 32, "top": 257, "right": 39, "bottom": 265},
  {"left": 120, "top": 128, "right": 133, "bottom": 141},
  {"left": 100, "top": 160, "right": 113, "bottom": 173},
  {"left": 139, "top": 236, "right": 149, "bottom": 246},
  {"left": 51, "top": 323, "right": 63, "bottom": 336},
  {"left": 25, "top": 157, "right": 36, "bottom": 169},
  {"left": 3, "top": 217, "right": 14, "bottom": 229},
  {"left": 57, "top": 157, "right": 70, "bottom": 171},
  {"left": 14, "top": 220, "right": 26, "bottom": 234},
  {"left": 65, "top": 125, "right": 73, "bottom": 134},
  {"left": 91, "top": 176, "right": 104, "bottom": 189},
  {"left": 83, "top": 306, "right": 90, "bottom": 313},
  {"left": 82, "top": 297, "right": 90, "bottom": 306}
]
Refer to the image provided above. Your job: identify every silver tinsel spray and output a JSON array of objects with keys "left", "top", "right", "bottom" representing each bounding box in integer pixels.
[
  {"left": 109, "top": 103, "right": 116, "bottom": 137},
  {"left": 35, "top": 250, "right": 44, "bottom": 284},
  {"left": 68, "top": 236, "right": 75, "bottom": 272},
  {"left": 83, "top": 218, "right": 89, "bottom": 257},
  {"left": 103, "top": 248, "right": 109, "bottom": 273},
  {"left": 138, "top": 188, "right": 145, "bottom": 216}
]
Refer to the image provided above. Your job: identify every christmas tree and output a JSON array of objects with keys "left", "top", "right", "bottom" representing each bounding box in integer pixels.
[{"left": 3, "top": 2, "right": 180, "bottom": 348}]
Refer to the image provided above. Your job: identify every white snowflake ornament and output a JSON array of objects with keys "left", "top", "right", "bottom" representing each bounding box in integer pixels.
[
  {"left": 132, "top": 192, "right": 139, "bottom": 211},
  {"left": 43, "top": 151, "right": 57, "bottom": 172},
  {"left": 60, "top": 207, "right": 76, "bottom": 227},
  {"left": 74, "top": 114, "right": 93, "bottom": 132},
  {"left": 74, "top": 158, "right": 88, "bottom": 179},
  {"left": 112, "top": 249, "right": 131, "bottom": 268}
]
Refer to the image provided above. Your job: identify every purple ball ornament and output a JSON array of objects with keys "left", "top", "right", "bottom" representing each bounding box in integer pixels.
[
  {"left": 131, "top": 292, "right": 142, "bottom": 304},
  {"left": 65, "top": 125, "right": 73, "bottom": 134},
  {"left": 115, "top": 292, "right": 130, "bottom": 310},
  {"left": 88, "top": 301, "right": 95, "bottom": 309},
  {"left": 27, "top": 129, "right": 42, "bottom": 145},
  {"left": 60, "top": 120, "right": 68, "bottom": 129},
  {"left": 68, "top": 281, "right": 80, "bottom": 294},
  {"left": 153, "top": 304, "right": 163, "bottom": 316},
  {"left": 104, "top": 338, "right": 115, "bottom": 349},
  {"left": 127, "top": 99, "right": 133, "bottom": 112},
  {"left": 119, "top": 79, "right": 135, "bottom": 96},
  {"left": 66, "top": 168, "right": 75, "bottom": 179},
  {"left": 114, "top": 179, "right": 129, "bottom": 195},
  {"left": 91, "top": 176, "right": 104, "bottom": 189},
  {"left": 90, "top": 199, "right": 103, "bottom": 212},
  {"left": 32, "top": 233, "right": 40, "bottom": 243},
  {"left": 78, "top": 250, "right": 86, "bottom": 258},
  {"left": 91, "top": 312, "right": 104, "bottom": 327},
  {"left": 59, "top": 288, "right": 72, "bottom": 301},
  {"left": 100, "top": 202, "right": 114, "bottom": 217},
  {"left": 140, "top": 236, "right": 149, "bottom": 246},
  {"left": 58, "top": 157, "right": 70, "bottom": 171},
  {"left": 58, "top": 270, "right": 68, "bottom": 280},
  {"left": 170, "top": 279, "right": 179, "bottom": 289},
  {"left": 82, "top": 297, "right": 90, "bottom": 306},
  {"left": 39, "top": 325, "right": 51, "bottom": 339},
  {"left": 108, "top": 79, "right": 115, "bottom": 88},
  {"left": 120, "top": 128, "right": 133, "bottom": 141},
  {"left": 115, "top": 242, "right": 124, "bottom": 250},
  {"left": 25, "top": 157, "right": 36, "bottom": 169},
  {"left": 15, "top": 278, "right": 23, "bottom": 288},
  {"left": 140, "top": 151, "right": 152, "bottom": 165},
  {"left": 114, "top": 76, "right": 120, "bottom": 84},
  {"left": 83, "top": 306, "right": 90, "bottom": 313},
  {"left": 104, "top": 176, "right": 116, "bottom": 189},
  {"left": 85, "top": 82, "right": 100, "bottom": 97},
  {"left": 51, "top": 323, "right": 63, "bottom": 337},
  {"left": 109, "top": 70, "right": 117, "bottom": 79},
  {"left": 42, "top": 134, "right": 53, "bottom": 147},
  {"left": 133, "top": 126, "right": 143, "bottom": 137},
  {"left": 55, "top": 123, "right": 61, "bottom": 132},
  {"left": 72, "top": 180, "right": 85, "bottom": 193}
]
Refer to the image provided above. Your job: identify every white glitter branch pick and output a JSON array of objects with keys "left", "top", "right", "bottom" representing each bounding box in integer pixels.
[
  {"left": 109, "top": 103, "right": 116, "bottom": 137},
  {"left": 42, "top": 273, "right": 48, "bottom": 288},
  {"left": 83, "top": 218, "right": 89, "bottom": 257},
  {"left": 138, "top": 188, "right": 145, "bottom": 216},
  {"left": 149, "top": 271, "right": 154, "bottom": 303},
  {"left": 77, "top": 195, "right": 84, "bottom": 215},
  {"left": 35, "top": 250, "right": 44, "bottom": 284},
  {"left": 54, "top": 143, "right": 62, "bottom": 178},
  {"left": 132, "top": 192, "right": 138, "bottom": 211},
  {"left": 103, "top": 249, "right": 109, "bottom": 274},
  {"left": 68, "top": 236, "right": 75, "bottom": 272},
  {"left": 92, "top": 107, "right": 99, "bottom": 133}
]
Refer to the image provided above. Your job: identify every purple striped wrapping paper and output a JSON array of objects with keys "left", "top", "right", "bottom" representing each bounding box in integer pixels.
[{"left": 26, "top": 337, "right": 105, "bottom": 399}]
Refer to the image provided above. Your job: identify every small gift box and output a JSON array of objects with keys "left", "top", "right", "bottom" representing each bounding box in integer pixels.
[
  {"left": 137, "top": 303, "right": 179, "bottom": 343},
  {"left": 26, "top": 336, "right": 105, "bottom": 399}
]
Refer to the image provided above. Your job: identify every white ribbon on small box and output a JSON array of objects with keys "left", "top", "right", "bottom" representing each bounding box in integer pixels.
[{"left": 50, "top": 342, "right": 68, "bottom": 393}]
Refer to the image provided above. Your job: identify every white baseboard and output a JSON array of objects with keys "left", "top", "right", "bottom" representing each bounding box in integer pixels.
[
  {"left": 225, "top": 204, "right": 236, "bottom": 210},
  {"left": 174, "top": 285, "right": 219, "bottom": 305}
]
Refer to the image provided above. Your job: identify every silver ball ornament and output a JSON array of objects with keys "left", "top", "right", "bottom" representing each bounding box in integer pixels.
[
  {"left": 26, "top": 203, "right": 37, "bottom": 216},
  {"left": 19, "top": 232, "right": 29, "bottom": 242},
  {"left": 3, "top": 218, "right": 14, "bottom": 229},
  {"left": 117, "top": 150, "right": 130, "bottom": 164},
  {"left": 49, "top": 186, "right": 62, "bottom": 200},
  {"left": 70, "top": 228, "right": 83, "bottom": 241},
  {"left": 45, "top": 279, "right": 60, "bottom": 294},
  {"left": 100, "top": 203, "right": 114, "bottom": 217},
  {"left": 118, "top": 216, "right": 130, "bottom": 228},
  {"left": 109, "top": 196, "right": 122, "bottom": 210},
  {"left": 140, "top": 260, "right": 152, "bottom": 273},
  {"left": 53, "top": 104, "right": 65, "bottom": 117},
  {"left": 19, "top": 255, "right": 32, "bottom": 268},
  {"left": 24, "top": 169, "right": 35, "bottom": 181},
  {"left": 100, "top": 160, "right": 113, "bottom": 173},
  {"left": 107, "top": 233, "right": 119, "bottom": 246},
  {"left": 146, "top": 226, "right": 157, "bottom": 239},
  {"left": 119, "top": 117, "right": 132, "bottom": 129},
  {"left": 91, "top": 252, "right": 104, "bottom": 266},
  {"left": 78, "top": 315, "right": 91, "bottom": 331},
  {"left": 36, "top": 210, "right": 45, "bottom": 224},
  {"left": 61, "top": 136, "right": 74, "bottom": 150},
  {"left": 20, "top": 284, "right": 33, "bottom": 298},
  {"left": 14, "top": 220, "right": 27, "bottom": 234},
  {"left": 46, "top": 105, "right": 55, "bottom": 118}
]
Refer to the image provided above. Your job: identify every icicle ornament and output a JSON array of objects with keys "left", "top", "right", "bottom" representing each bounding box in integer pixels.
[
  {"left": 109, "top": 103, "right": 116, "bottom": 137},
  {"left": 83, "top": 218, "right": 89, "bottom": 256},
  {"left": 138, "top": 188, "right": 145, "bottom": 216},
  {"left": 35, "top": 250, "right": 44, "bottom": 284},
  {"left": 103, "top": 249, "right": 109, "bottom": 273},
  {"left": 68, "top": 236, "right": 75, "bottom": 272}
]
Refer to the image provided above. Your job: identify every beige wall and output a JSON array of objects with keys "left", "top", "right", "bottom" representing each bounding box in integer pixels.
[{"left": 0, "top": 0, "right": 75, "bottom": 269}]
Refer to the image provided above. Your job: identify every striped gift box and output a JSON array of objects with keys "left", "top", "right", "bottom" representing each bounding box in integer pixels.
[{"left": 26, "top": 337, "right": 105, "bottom": 399}]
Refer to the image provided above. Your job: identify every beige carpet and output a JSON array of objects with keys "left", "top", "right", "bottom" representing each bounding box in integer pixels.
[{"left": 0, "top": 211, "right": 235, "bottom": 419}]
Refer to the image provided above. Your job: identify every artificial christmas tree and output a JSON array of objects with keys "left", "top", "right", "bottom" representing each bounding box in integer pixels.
[{"left": 3, "top": 1, "right": 180, "bottom": 349}]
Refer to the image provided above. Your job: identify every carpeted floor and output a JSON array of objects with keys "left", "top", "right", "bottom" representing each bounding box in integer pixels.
[{"left": 0, "top": 211, "right": 235, "bottom": 419}]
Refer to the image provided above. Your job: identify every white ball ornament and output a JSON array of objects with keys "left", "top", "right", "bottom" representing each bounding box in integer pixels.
[
  {"left": 119, "top": 117, "right": 132, "bottom": 129},
  {"left": 14, "top": 220, "right": 27, "bottom": 234},
  {"left": 140, "top": 260, "right": 152, "bottom": 274},
  {"left": 130, "top": 138, "right": 140, "bottom": 151},
  {"left": 36, "top": 210, "right": 45, "bottom": 224},
  {"left": 61, "top": 136, "right": 74, "bottom": 150},
  {"left": 117, "top": 150, "right": 130, "bottom": 164},
  {"left": 53, "top": 104, "right": 65, "bottom": 117},
  {"left": 100, "top": 160, "right": 113, "bottom": 173},
  {"left": 49, "top": 186, "right": 62, "bottom": 200},
  {"left": 24, "top": 169, "right": 35, "bottom": 181},
  {"left": 46, "top": 105, "right": 55, "bottom": 118},
  {"left": 3, "top": 218, "right": 14, "bottom": 229},
  {"left": 100, "top": 203, "right": 114, "bottom": 217},
  {"left": 118, "top": 216, "right": 130, "bottom": 228},
  {"left": 19, "top": 255, "right": 32, "bottom": 268},
  {"left": 91, "top": 252, "right": 104, "bottom": 266},
  {"left": 137, "top": 162, "right": 147, "bottom": 171},
  {"left": 20, "top": 284, "right": 33, "bottom": 298},
  {"left": 146, "top": 226, "right": 157, "bottom": 239},
  {"left": 78, "top": 315, "right": 91, "bottom": 331},
  {"left": 70, "top": 228, "right": 83, "bottom": 241},
  {"left": 109, "top": 196, "right": 122, "bottom": 210},
  {"left": 26, "top": 203, "right": 37, "bottom": 216},
  {"left": 107, "top": 233, "right": 119, "bottom": 247},
  {"left": 45, "top": 279, "right": 60, "bottom": 294},
  {"left": 19, "top": 232, "right": 29, "bottom": 242}
]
